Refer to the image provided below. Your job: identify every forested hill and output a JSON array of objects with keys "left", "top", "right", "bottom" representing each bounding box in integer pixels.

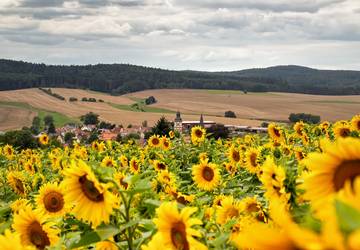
[{"left": 1, "top": 59, "right": 360, "bottom": 95}]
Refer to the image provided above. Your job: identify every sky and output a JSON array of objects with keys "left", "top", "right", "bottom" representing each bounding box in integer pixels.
[{"left": 0, "top": 0, "right": 360, "bottom": 71}]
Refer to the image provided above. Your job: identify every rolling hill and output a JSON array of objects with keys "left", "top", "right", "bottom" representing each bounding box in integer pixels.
[
  {"left": 0, "top": 88, "right": 359, "bottom": 131},
  {"left": 1, "top": 59, "right": 360, "bottom": 95}
]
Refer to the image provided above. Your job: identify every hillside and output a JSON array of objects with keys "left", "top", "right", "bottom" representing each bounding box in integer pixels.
[
  {"left": 0, "top": 88, "right": 359, "bottom": 131},
  {"left": 1, "top": 59, "right": 360, "bottom": 95}
]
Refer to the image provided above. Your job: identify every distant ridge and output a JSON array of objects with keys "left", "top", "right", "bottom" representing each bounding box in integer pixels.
[{"left": 0, "top": 59, "right": 360, "bottom": 95}]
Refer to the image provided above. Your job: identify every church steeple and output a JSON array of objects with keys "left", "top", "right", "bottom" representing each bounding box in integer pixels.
[
  {"left": 174, "top": 111, "right": 183, "bottom": 132},
  {"left": 199, "top": 114, "right": 204, "bottom": 128}
]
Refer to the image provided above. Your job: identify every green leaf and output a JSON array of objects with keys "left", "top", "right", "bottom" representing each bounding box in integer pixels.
[
  {"left": 335, "top": 199, "right": 360, "bottom": 234},
  {"left": 96, "top": 225, "right": 121, "bottom": 240},
  {"left": 69, "top": 231, "right": 100, "bottom": 249}
]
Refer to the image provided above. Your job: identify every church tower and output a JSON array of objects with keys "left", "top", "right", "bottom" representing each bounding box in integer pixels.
[
  {"left": 174, "top": 111, "right": 183, "bottom": 132},
  {"left": 199, "top": 114, "right": 204, "bottom": 128}
]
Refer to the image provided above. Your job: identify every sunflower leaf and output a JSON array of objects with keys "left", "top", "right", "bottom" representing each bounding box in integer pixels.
[{"left": 335, "top": 199, "right": 360, "bottom": 234}]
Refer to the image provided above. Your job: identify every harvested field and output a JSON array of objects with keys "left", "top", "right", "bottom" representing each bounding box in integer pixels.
[
  {"left": 0, "top": 106, "right": 36, "bottom": 131},
  {"left": 127, "top": 89, "right": 360, "bottom": 122},
  {"left": 0, "top": 88, "right": 359, "bottom": 131}
]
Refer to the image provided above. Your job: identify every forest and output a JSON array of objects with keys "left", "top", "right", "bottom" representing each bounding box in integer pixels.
[{"left": 1, "top": 59, "right": 360, "bottom": 95}]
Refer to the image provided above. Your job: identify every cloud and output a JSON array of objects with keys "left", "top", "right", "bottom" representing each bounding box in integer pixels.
[{"left": 0, "top": 0, "right": 359, "bottom": 70}]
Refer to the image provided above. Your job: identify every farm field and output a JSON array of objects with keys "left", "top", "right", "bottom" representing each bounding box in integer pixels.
[
  {"left": 0, "top": 87, "right": 360, "bottom": 131},
  {"left": 0, "top": 117, "right": 360, "bottom": 249}
]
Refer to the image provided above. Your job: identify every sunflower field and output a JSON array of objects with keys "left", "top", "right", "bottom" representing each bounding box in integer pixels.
[{"left": 1, "top": 115, "right": 360, "bottom": 250}]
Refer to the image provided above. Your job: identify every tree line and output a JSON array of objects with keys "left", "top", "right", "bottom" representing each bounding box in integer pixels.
[{"left": 1, "top": 59, "right": 360, "bottom": 95}]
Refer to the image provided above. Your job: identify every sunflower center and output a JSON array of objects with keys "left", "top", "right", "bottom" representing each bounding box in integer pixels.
[
  {"left": 15, "top": 178, "right": 25, "bottom": 194},
  {"left": 28, "top": 221, "right": 50, "bottom": 250},
  {"left": 333, "top": 160, "right": 360, "bottom": 191},
  {"left": 356, "top": 121, "right": 360, "bottom": 130},
  {"left": 132, "top": 161, "right": 139, "bottom": 171},
  {"left": 106, "top": 160, "right": 112, "bottom": 167},
  {"left": 202, "top": 166, "right": 214, "bottom": 181},
  {"left": 195, "top": 129, "right": 203, "bottom": 138},
  {"left": 79, "top": 175, "right": 104, "bottom": 202},
  {"left": 152, "top": 138, "right": 160, "bottom": 145},
  {"left": 227, "top": 207, "right": 239, "bottom": 219},
  {"left": 250, "top": 153, "right": 257, "bottom": 167},
  {"left": 170, "top": 221, "right": 189, "bottom": 250},
  {"left": 273, "top": 128, "right": 281, "bottom": 138},
  {"left": 339, "top": 128, "right": 351, "bottom": 137},
  {"left": 43, "top": 191, "right": 64, "bottom": 212},
  {"left": 246, "top": 203, "right": 259, "bottom": 213},
  {"left": 120, "top": 178, "right": 128, "bottom": 189},
  {"left": 158, "top": 163, "right": 166, "bottom": 170},
  {"left": 232, "top": 151, "right": 240, "bottom": 162}
]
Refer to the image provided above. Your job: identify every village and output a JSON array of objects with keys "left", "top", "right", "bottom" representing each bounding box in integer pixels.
[{"left": 52, "top": 111, "right": 268, "bottom": 145}]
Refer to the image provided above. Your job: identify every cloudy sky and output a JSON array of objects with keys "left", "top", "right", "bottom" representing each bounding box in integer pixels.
[{"left": 0, "top": 0, "right": 359, "bottom": 71}]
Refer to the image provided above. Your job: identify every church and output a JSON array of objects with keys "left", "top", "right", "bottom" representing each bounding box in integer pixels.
[{"left": 174, "top": 111, "right": 216, "bottom": 133}]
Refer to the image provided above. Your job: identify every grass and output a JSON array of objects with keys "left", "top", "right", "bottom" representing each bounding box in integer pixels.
[
  {"left": 0, "top": 101, "right": 79, "bottom": 127},
  {"left": 108, "top": 102, "right": 175, "bottom": 114}
]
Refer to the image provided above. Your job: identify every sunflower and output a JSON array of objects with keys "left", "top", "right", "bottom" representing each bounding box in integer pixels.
[
  {"left": 228, "top": 146, "right": 241, "bottom": 164},
  {"left": 225, "top": 162, "right": 237, "bottom": 176},
  {"left": 351, "top": 114, "right": 360, "bottom": 131},
  {"left": 8, "top": 171, "right": 27, "bottom": 197},
  {"left": 11, "top": 198, "right": 29, "bottom": 214},
  {"left": 192, "top": 161, "right": 220, "bottom": 191},
  {"left": 213, "top": 194, "right": 226, "bottom": 207},
  {"left": 199, "top": 152, "right": 208, "bottom": 163},
  {"left": 114, "top": 172, "right": 130, "bottom": 190},
  {"left": 95, "top": 239, "right": 118, "bottom": 250},
  {"left": 293, "top": 121, "right": 305, "bottom": 137},
  {"left": 268, "top": 123, "right": 284, "bottom": 142},
  {"left": 62, "top": 160, "right": 118, "bottom": 228},
  {"left": 235, "top": 199, "right": 330, "bottom": 249},
  {"left": 169, "top": 131, "right": 175, "bottom": 139},
  {"left": 119, "top": 155, "right": 129, "bottom": 168},
  {"left": 101, "top": 156, "right": 117, "bottom": 168},
  {"left": 129, "top": 158, "right": 141, "bottom": 174},
  {"left": 157, "top": 170, "right": 175, "bottom": 185},
  {"left": 294, "top": 147, "right": 306, "bottom": 162},
  {"left": 38, "top": 134, "right": 49, "bottom": 145},
  {"left": 149, "top": 135, "right": 161, "bottom": 148},
  {"left": 303, "top": 137, "right": 360, "bottom": 209},
  {"left": 152, "top": 201, "right": 207, "bottom": 250},
  {"left": 239, "top": 196, "right": 262, "bottom": 214},
  {"left": 12, "top": 205, "right": 59, "bottom": 249},
  {"left": 191, "top": 126, "right": 206, "bottom": 145},
  {"left": 0, "top": 229, "right": 33, "bottom": 250},
  {"left": 3, "top": 144, "right": 14, "bottom": 159},
  {"left": 35, "top": 182, "right": 69, "bottom": 217},
  {"left": 260, "top": 158, "right": 289, "bottom": 203},
  {"left": 216, "top": 196, "right": 242, "bottom": 225},
  {"left": 333, "top": 121, "right": 351, "bottom": 139},
  {"left": 153, "top": 160, "right": 167, "bottom": 172},
  {"left": 23, "top": 161, "right": 35, "bottom": 175},
  {"left": 245, "top": 148, "right": 260, "bottom": 174},
  {"left": 161, "top": 137, "right": 171, "bottom": 150}
]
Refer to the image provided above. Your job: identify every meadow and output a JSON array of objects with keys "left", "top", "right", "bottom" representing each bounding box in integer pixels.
[
  {"left": 1, "top": 88, "right": 360, "bottom": 131},
  {"left": 0, "top": 116, "right": 360, "bottom": 249}
]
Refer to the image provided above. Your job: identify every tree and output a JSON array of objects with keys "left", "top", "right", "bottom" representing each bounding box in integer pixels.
[
  {"left": 31, "top": 116, "right": 41, "bottom": 134},
  {"left": 69, "top": 97, "right": 78, "bottom": 102},
  {"left": 145, "top": 96, "right": 157, "bottom": 105},
  {"left": 87, "top": 131, "right": 99, "bottom": 144},
  {"left": 225, "top": 111, "right": 236, "bottom": 118},
  {"left": 145, "top": 116, "right": 172, "bottom": 139},
  {"left": 289, "top": 113, "right": 321, "bottom": 124},
  {"left": 64, "top": 132, "right": 75, "bottom": 144},
  {"left": 47, "top": 122, "right": 56, "bottom": 134},
  {"left": 44, "top": 115, "right": 54, "bottom": 127},
  {"left": 81, "top": 112, "right": 99, "bottom": 125},
  {"left": 0, "top": 129, "right": 38, "bottom": 149},
  {"left": 99, "top": 121, "right": 115, "bottom": 129},
  {"left": 207, "top": 124, "right": 230, "bottom": 139},
  {"left": 142, "top": 120, "right": 148, "bottom": 128}
]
